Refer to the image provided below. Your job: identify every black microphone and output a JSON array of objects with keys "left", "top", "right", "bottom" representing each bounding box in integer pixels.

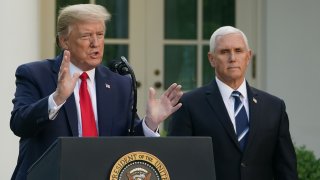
[
  {"left": 108, "top": 59, "right": 130, "bottom": 75},
  {"left": 108, "top": 56, "right": 137, "bottom": 136}
]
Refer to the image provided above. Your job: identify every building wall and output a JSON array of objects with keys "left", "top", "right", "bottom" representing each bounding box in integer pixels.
[
  {"left": 265, "top": 0, "right": 320, "bottom": 156},
  {"left": 0, "top": 0, "right": 41, "bottom": 179}
]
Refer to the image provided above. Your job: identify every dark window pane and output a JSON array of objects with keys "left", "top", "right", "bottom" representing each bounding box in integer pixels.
[
  {"left": 165, "top": 0, "right": 197, "bottom": 39},
  {"left": 164, "top": 45, "right": 197, "bottom": 90},
  {"left": 202, "top": 45, "right": 214, "bottom": 85},
  {"left": 96, "top": 0, "right": 128, "bottom": 39},
  {"left": 102, "top": 44, "right": 128, "bottom": 66},
  {"left": 56, "top": 0, "right": 90, "bottom": 17},
  {"left": 203, "top": 0, "right": 235, "bottom": 39}
]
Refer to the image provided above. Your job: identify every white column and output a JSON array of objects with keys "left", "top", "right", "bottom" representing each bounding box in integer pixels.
[{"left": 0, "top": 0, "right": 41, "bottom": 179}]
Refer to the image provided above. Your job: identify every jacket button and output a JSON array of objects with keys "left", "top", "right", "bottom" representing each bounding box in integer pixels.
[{"left": 241, "top": 162, "right": 247, "bottom": 167}]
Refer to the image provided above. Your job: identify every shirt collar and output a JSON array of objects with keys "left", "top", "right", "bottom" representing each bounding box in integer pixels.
[
  {"left": 69, "top": 63, "right": 96, "bottom": 81},
  {"left": 215, "top": 77, "right": 247, "bottom": 100}
]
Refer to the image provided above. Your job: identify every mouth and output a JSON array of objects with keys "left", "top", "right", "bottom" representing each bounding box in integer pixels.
[
  {"left": 228, "top": 66, "right": 240, "bottom": 70},
  {"left": 89, "top": 51, "right": 100, "bottom": 59}
]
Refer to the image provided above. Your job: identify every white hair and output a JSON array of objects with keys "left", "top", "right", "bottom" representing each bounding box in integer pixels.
[{"left": 209, "top": 26, "right": 249, "bottom": 52}]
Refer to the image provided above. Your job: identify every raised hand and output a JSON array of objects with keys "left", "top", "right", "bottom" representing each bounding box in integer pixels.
[
  {"left": 53, "top": 50, "right": 80, "bottom": 105},
  {"left": 145, "top": 83, "right": 183, "bottom": 131}
]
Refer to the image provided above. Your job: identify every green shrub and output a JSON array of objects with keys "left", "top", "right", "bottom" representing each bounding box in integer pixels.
[{"left": 295, "top": 145, "right": 320, "bottom": 180}]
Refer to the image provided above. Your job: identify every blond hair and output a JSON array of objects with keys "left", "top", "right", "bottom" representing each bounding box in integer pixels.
[{"left": 57, "top": 4, "right": 111, "bottom": 38}]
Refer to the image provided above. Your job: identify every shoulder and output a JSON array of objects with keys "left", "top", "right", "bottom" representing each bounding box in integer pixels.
[
  {"left": 16, "top": 55, "right": 61, "bottom": 75},
  {"left": 181, "top": 84, "right": 212, "bottom": 102},
  {"left": 15, "top": 59, "right": 57, "bottom": 77},
  {"left": 251, "top": 87, "right": 283, "bottom": 101},
  {"left": 250, "top": 86, "right": 286, "bottom": 108}
]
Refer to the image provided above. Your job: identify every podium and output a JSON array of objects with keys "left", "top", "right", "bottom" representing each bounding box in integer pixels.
[{"left": 27, "top": 137, "right": 215, "bottom": 180}]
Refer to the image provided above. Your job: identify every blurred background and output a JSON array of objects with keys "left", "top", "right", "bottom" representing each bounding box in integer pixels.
[{"left": 1, "top": 0, "right": 319, "bottom": 179}]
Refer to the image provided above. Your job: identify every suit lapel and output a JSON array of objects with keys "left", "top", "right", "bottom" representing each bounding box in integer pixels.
[
  {"left": 243, "top": 84, "right": 260, "bottom": 152},
  {"left": 205, "top": 80, "right": 240, "bottom": 148},
  {"left": 95, "top": 66, "right": 115, "bottom": 136},
  {"left": 64, "top": 94, "right": 79, "bottom": 136}
]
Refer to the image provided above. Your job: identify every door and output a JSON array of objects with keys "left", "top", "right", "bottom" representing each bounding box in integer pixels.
[{"left": 131, "top": 0, "right": 237, "bottom": 120}]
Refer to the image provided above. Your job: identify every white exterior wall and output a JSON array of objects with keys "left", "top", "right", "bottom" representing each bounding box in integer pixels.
[
  {"left": 0, "top": 1, "right": 41, "bottom": 179},
  {"left": 265, "top": 0, "right": 320, "bottom": 156}
]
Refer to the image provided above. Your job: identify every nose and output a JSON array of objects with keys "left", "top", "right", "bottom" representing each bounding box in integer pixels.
[
  {"left": 89, "top": 35, "right": 98, "bottom": 47},
  {"left": 229, "top": 51, "right": 236, "bottom": 62}
]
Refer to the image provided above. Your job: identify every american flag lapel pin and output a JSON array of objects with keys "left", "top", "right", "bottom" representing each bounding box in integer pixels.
[
  {"left": 105, "top": 83, "right": 111, "bottom": 89},
  {"left": 253, "top": 97, "right": 257, "bottom": 104}
]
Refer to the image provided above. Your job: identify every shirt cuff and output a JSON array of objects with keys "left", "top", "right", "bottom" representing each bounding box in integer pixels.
[
  {"left": 142, "top": 118, "right": 160, "bottom": 137},
  {"left": 48, "top": 93, "right": 65, "bottom": 120}
]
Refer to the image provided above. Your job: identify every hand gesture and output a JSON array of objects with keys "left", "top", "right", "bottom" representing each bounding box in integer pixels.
[
  {"left": 53, "top": 50, "right": 80, "bottom": 105},
  {"left": 145, "top": 83, "right": 183, "bottom": 131}
]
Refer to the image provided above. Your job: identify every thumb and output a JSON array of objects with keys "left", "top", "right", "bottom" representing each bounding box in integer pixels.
[
  {"left": 72, "top": 72, "right": 81, "bottom": 84},
  {"left": 73, "top": 72, "right": 81, "bottom": 79}
]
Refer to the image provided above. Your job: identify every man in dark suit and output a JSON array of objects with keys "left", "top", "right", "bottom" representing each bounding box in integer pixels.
[
  {"left": 168, "top": 26, "right": 298, "bottom": 180},
  {"left": 10, "top": 4, "right": 182, "bottom": 180}
]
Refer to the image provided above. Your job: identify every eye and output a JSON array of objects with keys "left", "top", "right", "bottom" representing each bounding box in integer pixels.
[
  {"left": 235, "top": 48, "right": 244, "bottom": 53},
  {"left": 81, "top": 34, "right": 91, "bottom": 40},
  {"left": 220, "top": 49, "right": 229, "bottom": 54},
  {"left": 97, "top": 32, "right": 104, "bottom": 39}
]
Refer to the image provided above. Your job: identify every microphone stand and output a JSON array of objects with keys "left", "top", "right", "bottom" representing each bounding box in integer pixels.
[{"left": 120, "top": 56, "right": 137, "bottom": 136}]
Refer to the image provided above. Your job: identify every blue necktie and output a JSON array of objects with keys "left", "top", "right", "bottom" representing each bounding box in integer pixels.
[{"left": 232, "top": 91, "right": 249, "bottom": 151}]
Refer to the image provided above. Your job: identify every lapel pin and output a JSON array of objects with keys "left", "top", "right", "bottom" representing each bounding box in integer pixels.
[
  {"left": 105, "top": 83, "right": 111, "bottom": 89},
  {"left": 253, "top": 97, "right": 257, "bottom": 104}
]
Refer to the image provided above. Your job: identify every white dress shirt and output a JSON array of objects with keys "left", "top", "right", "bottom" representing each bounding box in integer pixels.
[
  {"left": 48, "top": 63, "right": 159, "bottom": 137},
  {"left": 215, "top": 77, "right": 250, "bottom": 133}
]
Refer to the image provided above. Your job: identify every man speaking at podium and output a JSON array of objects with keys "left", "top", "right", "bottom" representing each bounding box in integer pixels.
[
  {"left": 169, "top": 26, "right": 298, "bottom": 180},
  {"left": 10, "top": 4, "right": 182, "bottom": 180}
]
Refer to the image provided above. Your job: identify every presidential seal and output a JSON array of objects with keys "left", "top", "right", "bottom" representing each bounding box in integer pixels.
[{"left": 110, "top": 151, "right": 170, "bottom": 180}]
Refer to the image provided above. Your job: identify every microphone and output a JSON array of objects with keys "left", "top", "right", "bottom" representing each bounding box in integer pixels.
[
  {"left": 108, "top": 59, "right": 130, "bottom": 75},
  {"left": 108, "top": 56, "right": 137, "bottom": 136}
]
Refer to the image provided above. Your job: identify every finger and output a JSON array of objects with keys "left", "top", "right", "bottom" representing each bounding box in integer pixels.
[
  {"left": 167, "top": 84, "right": 182, "bottom": 101},
  {"left": 58, "top": 67, "right": 68, "bottom": 80},
  {"left": 170, "top": 90, "right": 183, "bottom": 106},
  {"left": 59, "top": 51, "right": 71, "bottom": 77},
  {"left": 170, "top": 102, "right": 182, "bottom": 113},
  {"left": 63, "top": 50, "right": 70, "bottom": 62},
  {"left": 148, "top": 87, "right": 156, "bottom": 101},
  {"left": 60, "top": 50, "right": 70, "bottom": 70},
  {"left": 163, "top": 83, "right": 178, "bottom": 97}
]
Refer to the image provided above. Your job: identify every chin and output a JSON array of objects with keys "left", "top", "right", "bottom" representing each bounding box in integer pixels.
[{"left": 90, "top": 62, "right": 102, "bottom": 68}]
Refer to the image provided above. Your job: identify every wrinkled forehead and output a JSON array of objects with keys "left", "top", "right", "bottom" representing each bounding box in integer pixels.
[
  {"left": 67, "top": 20, "right": 106, "bottom": 35},
  {"left": 215, "top": 33, "right": 248, "bottom": 50}
]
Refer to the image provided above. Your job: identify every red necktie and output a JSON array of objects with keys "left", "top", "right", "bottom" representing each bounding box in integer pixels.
[{"left": 79, "top": 72, "right": 98, "bottom": 137}]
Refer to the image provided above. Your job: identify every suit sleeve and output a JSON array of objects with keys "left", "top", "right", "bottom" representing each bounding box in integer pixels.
[
  {"left": 273, "top": 100, "right": 298, "bottom": 180},
  {"left": 10, "top": 65, "right": 51, "bottom": 138},
  {"left": 168, "top": 97, "right": 193, "bottom": 136}
]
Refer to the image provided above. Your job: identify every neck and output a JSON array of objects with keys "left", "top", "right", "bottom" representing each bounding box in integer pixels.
[{"left": 216, "top": 76, "right": 245, "bottom": 90}]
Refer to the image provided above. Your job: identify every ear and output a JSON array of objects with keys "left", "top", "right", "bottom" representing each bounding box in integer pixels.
[
  {"left": 58, "top": 35, "right": 69, "bottom": 50},
  {"left": 246, "top": 49, "right": 253, "bottom": 66},
  {"left": 208, "top": 52, "right": 216, "bottom": 68}
]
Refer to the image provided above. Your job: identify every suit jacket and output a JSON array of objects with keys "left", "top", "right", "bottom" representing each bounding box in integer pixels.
[
  {"left": 168, "top": 79, "right": 298, "bottom": 180},
  {"left": 10, "top": 53, "right": 144, "bottom": 180}
]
